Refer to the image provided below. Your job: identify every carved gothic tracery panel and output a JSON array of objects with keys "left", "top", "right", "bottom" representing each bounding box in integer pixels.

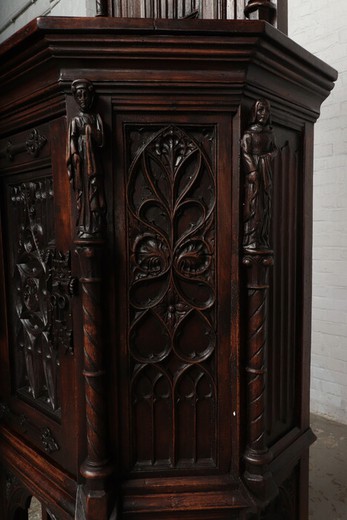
[
  {"left": 7, "top": 178, "right": 75, "bottom": 415},
  {"left": 126, "top": 124, "right": 217, "bottom": 469}
]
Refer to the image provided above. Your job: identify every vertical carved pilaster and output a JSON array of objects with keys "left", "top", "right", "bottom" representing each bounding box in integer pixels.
[
  {"left": 74, "top": 243, "right": 113, "bottom": 518},
  {"left": 242, "top": 252, "right": 276, "bottom": 502},
  {"left": 68, "top": 79, "right": 113, "bottom": 519},
  {"left": 241, "top": 99, "right": 277, "bottom": 504},
  {"left": 77, "top": 244, "right": 111, "bottom": 479},
  {"left": 244, "top": 0, "right": 277, "bottom": 24}
]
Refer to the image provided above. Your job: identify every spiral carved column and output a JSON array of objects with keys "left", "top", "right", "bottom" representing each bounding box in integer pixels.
[
  {"left": 242, "top": 251, "right": 277, "bottom": 503},
  {"left": 244, "top": 253, "right": 271, "bottom": 453},
  {"left": 74, "top": 243, "right": 113, "bottom": 519},
  {"left": 77, "top": 245, "right": 111, "bottom": 479}
]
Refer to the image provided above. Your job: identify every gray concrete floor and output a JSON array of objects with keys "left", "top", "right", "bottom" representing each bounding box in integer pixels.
[{"left": 310, "top": 414, "right": 347, "bottom": 519}]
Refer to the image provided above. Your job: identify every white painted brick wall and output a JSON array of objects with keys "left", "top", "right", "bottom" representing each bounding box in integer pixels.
[
  {"left": 0, "top": 0, "right": 94, "bottom": 43},
  {"left": 290, "top": 0, "right": 347, "bottom": 425}
]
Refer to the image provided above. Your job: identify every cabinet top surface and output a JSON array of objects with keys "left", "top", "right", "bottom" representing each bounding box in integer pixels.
[{"left": 0, "top": 16, "right": 337, "bottom": 81}]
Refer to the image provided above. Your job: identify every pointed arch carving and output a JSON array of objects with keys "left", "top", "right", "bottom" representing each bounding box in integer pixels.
[{"left": 126, "top": 124, "right": 217, "bottom": 470}]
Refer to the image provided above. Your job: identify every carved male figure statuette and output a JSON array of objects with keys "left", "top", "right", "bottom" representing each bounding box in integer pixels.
[
  {"left": 241, "top": 99, "right": 277, "bottom": 250},
  {"left": 67, "top": 79, "right": 106, "bottom": 239}
]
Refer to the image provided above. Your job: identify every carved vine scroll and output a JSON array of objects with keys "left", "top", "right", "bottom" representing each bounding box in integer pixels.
[
  {"left": 9, "top": 179, "right": 76, "bottom": 414},
  {"left": 241, "top": 99, "right": 277, "bottom": 503}
]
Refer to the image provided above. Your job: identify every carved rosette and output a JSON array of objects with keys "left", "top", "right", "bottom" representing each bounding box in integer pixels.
[
  {"left": 0, "top": 128, "right": 47, "bottom": 161},
  {"left": 241, "top": 100, "right": 277, "bottom": 503},
  {"left": 25, "top": 128, "right": 47, "bottom": 157},
  {"left": 127, "top": 124, "right": 217, "bottom": 468},
  {"left": 41, "top": 426, "right": 60, "bottom": 453}
]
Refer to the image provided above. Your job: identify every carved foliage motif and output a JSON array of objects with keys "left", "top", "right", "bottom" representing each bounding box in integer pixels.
[
  {"left": 127, "top": 125, "right": 217, "bottom": 469},
  {"left": 0, "top": 128, "right": 47, "bottom": 162},
  {"left": 0, "top": 401, "right": 60, "bottom": 453},
  {"left": 25, "top": 129, "right": 48, "bottom": 158},
  {"left": 9, "top": 179, "right": 75, "bottom": 414},
  {"left": 41, "top": 426, "right": 60, "bottom": 453}
]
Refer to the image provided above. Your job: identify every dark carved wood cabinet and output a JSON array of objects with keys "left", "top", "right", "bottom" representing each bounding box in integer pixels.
[{"left": 0, "top": 9, "right": 336, "bottom": 520}]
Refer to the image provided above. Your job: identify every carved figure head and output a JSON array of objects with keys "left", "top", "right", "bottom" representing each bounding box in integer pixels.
[
  {"left": 71, "top": 79, "right": 95, "bottom": 112},
  {"left": 250, "top": 99, "right": 271, "bottom": 126}
]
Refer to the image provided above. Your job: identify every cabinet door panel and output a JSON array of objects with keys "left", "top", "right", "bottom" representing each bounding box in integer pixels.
[
  {"left": 112, "top": 112, "right": 237, "bottom": 478},
  {"left": 0, "top": 119, "right": 80, "bottom": 476}
]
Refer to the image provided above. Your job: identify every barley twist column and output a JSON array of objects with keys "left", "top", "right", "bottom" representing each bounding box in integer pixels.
[
  {"left": 77, "top": 244, "right": 111, "bottom": 479},
  {"left": 242, "top": 252, "right": 277, "bottom": 503}
]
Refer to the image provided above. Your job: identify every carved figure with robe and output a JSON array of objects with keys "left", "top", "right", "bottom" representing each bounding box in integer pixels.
[
  {"left": 67, "top": 79, "right": 106, "bottom": 239},
  {"left": 241, "top": 99, "right": 277, "bottom": 250}
]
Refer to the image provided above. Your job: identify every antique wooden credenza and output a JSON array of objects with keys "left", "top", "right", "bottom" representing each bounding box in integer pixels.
[{"left": 0, "top": 3, "right": 337, "bottom": 519}]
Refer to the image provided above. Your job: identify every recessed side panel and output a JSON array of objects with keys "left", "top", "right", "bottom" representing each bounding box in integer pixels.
[{"left": 266, "top": 124, "right": 303, "bottom": 445}]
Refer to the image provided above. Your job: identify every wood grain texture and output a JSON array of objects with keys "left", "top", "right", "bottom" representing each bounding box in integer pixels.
[{"left": 0, "top": 16, "right": 337, "bottom": 520}]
